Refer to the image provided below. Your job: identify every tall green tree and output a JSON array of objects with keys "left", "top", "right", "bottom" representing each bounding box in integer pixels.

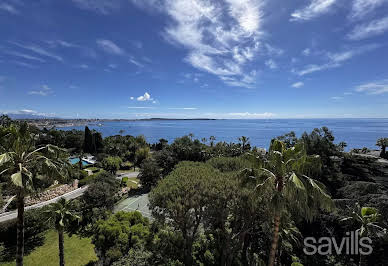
[
  {"left": 0, "top": 123, "right": 69, "bottom": 266},
  {"left": 44, "top": 198, "right": 80, "bottom": 266},
  {"left": 250, "top": 140, "right": 334, "bottom": 266},
  {"left": 149, "top": 162, "right": 215, "bottom": 266},
  {"left": 102, "top": 156, "right": 122, "bottom": 174}
]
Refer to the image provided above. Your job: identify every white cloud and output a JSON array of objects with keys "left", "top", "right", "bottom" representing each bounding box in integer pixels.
[
  {"left": 292, "top": 81, "right": 304, "bottom": 88},
  {"left": 349, "top": 0, "right": 388, "bottom": 20},
  {"left": 129, "top": 57, "right": 144, "bottom": 68},
  {"left": 28, "top": 84, "right": 53, "bottom": 96},
  {"left": 227, "top": 112, "right": 275, "bottom": 118},
  {"left": 10, "top": 42, "right": 63, "bottom": 62},
  {"left": 131, "top": 0, "right": 264, "bottom": 88},
  {"left": 108, "top": 64, "right": 117, "bottom": 69},
  {"left": 265, "top": 59, "right": 277, "bottom": 69},
  {"left": 130, "top": 96, "right": 134, "bottom": 100},
  {"left": 296, "top": 44, "right": 379, "bottom": 75},
  {"left": 19, "top": 109, "right": 37, "bottom": 114},
  {"left": 331, "top": 96, "right": 343, "bottom": 100},
  {"left": 128, "top": 106, "right": 155, "bottom": 109},
  {"left": 302, "top": 48, "right": 311, "bottom": 56},
  {"left": 168, "top": 107, "right": 197, "bottom": 110},
  {"left": 291, "top": 0, "right": 337, "bottom": 21},
  {"left": 137, "top": 92, "right": 152, "bottom": 101},
  {"left": 264, "top": 44, "right": 284, "bottom": 56},
  {"left": 46, "top": 40, "right": 80, "bottom": 48},
  {"left": 348, "top": 16, "right": 388, "bottom": 40},
  {"left": 0, "top": 3, "right": 19, "bottom": 15},
  {"left": 72, "top": 0, "right": 121, "bottom": 14},
  {"left": 5, "top": 50, "right": 45, "bottom": 62},
  {"left": 77, "top": 64, "right": 89, "bottom": 69},
  {"left": 355, "top": 80, "right": 388, "bottom": 95},
  {"left": 96, "top": 39, "right": 125, "bottom": 55}
]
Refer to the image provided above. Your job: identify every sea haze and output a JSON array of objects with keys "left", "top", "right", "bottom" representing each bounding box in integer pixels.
[{"left": 60, "top": 119, "right": 388, "bottom": 150}]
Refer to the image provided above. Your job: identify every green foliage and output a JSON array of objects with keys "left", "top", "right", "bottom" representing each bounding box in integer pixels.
[
  {"left": 111, "top": 247, "right": 152, "bottom": 266},
  {"left": 102, "top": 156, "right": 123, "bottom": 174},
  {"left": 138, "top": 158, "right": 162, "bottom": 189},
  {"left": 83, "top": 126, "right": 103, "bottom": 154},
  {"left": 44, "top": 198, "right": 80, "bottom": 231},
  {"left": 67, "top": 171, "right": 121, "bottom": 237},
  {"left": 149, "top": 161, "right": 216, "bottom": 265},
  {"left": 135, "top": 146, "right": 150, "bottom": 167},
  {"left": 92, "top": 211, "right": 151, "bottom": 265},
  {"left": 206, "top": 156, "right": 253, "bottom": 172},
  {"left": 0, "top": 207, "right": 51, "bottom": 262}
]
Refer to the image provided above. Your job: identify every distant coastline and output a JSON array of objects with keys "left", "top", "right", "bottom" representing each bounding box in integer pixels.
[{"left": 18, "top": 118, "right": 217, "bottom": 128}]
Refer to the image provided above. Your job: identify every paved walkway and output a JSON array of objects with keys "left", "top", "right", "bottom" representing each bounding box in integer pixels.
[
  {"left": 0, "top": 186, "right": 88, "bottom": 223},
  {"left": 114, "top": 193, "right": 151, "bottom": 219}
]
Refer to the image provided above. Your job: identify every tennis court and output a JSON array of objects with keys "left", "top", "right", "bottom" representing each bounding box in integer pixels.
[{"left": 114, "top": 193, "right": 151, "bottom": 219}]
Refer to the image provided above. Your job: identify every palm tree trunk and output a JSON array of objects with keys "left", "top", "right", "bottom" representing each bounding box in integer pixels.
[
  {"left": 58, "top": 228, "right": 65, "bottom": 266},
  {"left": 16, "top": 192, "right": 24, "bottom": 266},
  {"left": 268, "top": 214, "right": 281, "bottom": 266}
]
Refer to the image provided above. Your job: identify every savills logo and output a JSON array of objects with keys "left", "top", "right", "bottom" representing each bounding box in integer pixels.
[{"left": 303, "top": 231, "right": 373, "bottom": 255}]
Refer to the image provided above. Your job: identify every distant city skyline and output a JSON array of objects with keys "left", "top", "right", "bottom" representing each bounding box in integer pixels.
[{"left": 1, "top": 0, "right": 388, "bottom": 119}]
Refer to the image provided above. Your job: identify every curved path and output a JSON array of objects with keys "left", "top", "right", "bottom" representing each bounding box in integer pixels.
[{"left": 0, "top": 186, "right": 88, "bottom": 223}]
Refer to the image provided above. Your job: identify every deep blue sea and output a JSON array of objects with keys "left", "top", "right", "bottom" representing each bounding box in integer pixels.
[{"left": 60, "top": 119, "right": 388, "bottom": 151}]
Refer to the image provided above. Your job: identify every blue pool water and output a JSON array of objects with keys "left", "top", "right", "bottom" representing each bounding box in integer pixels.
[
  {"left": 61, "top": 119, "right": 388, "bottom": 151},
  {"left": 69, "top": 158, "right": 91, "bottom": 166}
]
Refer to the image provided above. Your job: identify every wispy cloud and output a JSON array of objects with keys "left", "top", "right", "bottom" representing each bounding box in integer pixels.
[
  {"left": 227, "top": 112, "right": 275, "bottom": 118},
  {"left": 355, "top": 79, "right": 388, "bottom": 95},
  {"left": 292, "top": 81, "right": 304, "bottom": 88},
  {"left": 28, "top": 85, "right": 54, "bottom": 96},
  {"left": 77, "top": 64, "right": 89, "bottom": 69},
  {"left": 10, "top": 42, "right": 63, "bottom": 62},
  {"left": 302, "top": 48, "right": 311, "bottom": 56},
  {"left": 96, "top": 39, "right": 125, "bottom": 55},
  {"left": 291, "top": 0, "right": 337, "bottom": 21},
  {"left": 46, "top": 40, "right": 80, "bottom": 48},
  {"left": 5, "top": 50, "right": 46, "bottom": 62},
  {"left": 128, "top": 106, "right": 155, "bottom": 109},
  {"left": 0, "top": 3, "right": 19, "bottom": 15},
  {"left": 131, "top": 0, "right": 264, "bottom": 88},
  {"left": 349, "top": 0, "right": 388, "bottom": 21},
  {"left": 265, "top": 59, "right": 277, "bottom": 69},
  {"left": 168, "top": 107, "right": 197, "bottom": 110},
  {"left": 72, "top": 0, "right": 121, "bottom": 15},
  {"left": 129, "top": 57, "right": 144, "bottom": 68},
  {"left": 331, "top": 96, "right": 343, "bottom": 100},
  {"left": 296, "top": 44, "right": 379, "bottom": 75},
  {"left": 348, "top": 16, "right": 388, "bottom": 40}
]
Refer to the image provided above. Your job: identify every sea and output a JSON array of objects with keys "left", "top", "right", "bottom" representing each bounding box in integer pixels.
[{"left": 60, "top": 119, "right": 388, "bottom": 151}]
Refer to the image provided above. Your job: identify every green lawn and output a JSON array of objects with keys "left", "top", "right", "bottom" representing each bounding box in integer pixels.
[{"left": 2, "top": 230, "right": 97, "bottom": 266}]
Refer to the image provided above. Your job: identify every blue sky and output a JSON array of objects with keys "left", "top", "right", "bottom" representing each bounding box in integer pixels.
[{"left": 1, "top": 0, "right": 388, "bottom": 119}]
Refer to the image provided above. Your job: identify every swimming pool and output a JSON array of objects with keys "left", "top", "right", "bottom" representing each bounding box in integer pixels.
[{"left": 69, "top": 157, "right": 92, "bottom": 166}]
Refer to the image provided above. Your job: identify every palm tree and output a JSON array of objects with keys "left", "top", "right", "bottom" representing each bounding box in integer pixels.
[
  {"left": 342, "top": 205, "right": 387, "bottom": 266},
  {"left": 45, "top": 198, "right": 80, "bottom": 266},
  {"left": 250, "top": 139, "right": 334, "bottom": 266},
  {"left": 188, "top": 133, "right": 194, "bottom": 140},
  {"left": 209, "top": 136, "right": 216, "bottom": 147},
  {"left": 239, "top": 136, "right": 250, "bottom": 151},
  {"left": 0, "top": 123, "right": 69, "bottom": 266},
  {"left": 201, "top": 137, "right": 207, "bottom": 144}
]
